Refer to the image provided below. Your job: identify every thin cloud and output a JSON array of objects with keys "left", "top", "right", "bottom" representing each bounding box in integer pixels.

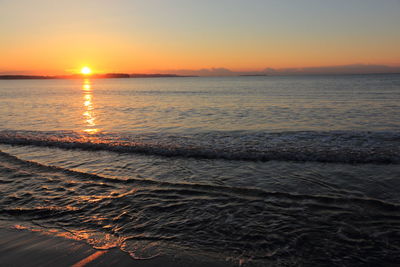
[{"left": 159, "top": 64, "right": 400, "bottom": 76}]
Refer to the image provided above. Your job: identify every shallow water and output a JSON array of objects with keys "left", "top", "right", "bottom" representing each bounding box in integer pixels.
[{"left": 1, "top": 75, "right": 400, "bottom": 266}]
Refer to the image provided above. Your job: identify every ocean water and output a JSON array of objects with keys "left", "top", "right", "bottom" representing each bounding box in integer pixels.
[{"left": 0, "top": 75, "right": 400, "bottom": 266}]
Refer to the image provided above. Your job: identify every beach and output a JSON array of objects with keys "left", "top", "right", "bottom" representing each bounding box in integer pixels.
[
  {"left": 1, "top": 75, "right": 400, "bottom": 266},
  {"left": 0, "top": 227, "right": 234, "bottom": 267}
]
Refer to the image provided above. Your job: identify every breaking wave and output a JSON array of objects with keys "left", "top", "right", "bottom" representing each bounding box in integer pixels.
[{"left": 0, "top": 130, "right": 399, "bottom": 164}]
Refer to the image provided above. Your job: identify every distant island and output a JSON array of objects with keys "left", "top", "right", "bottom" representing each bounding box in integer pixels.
[
  {"left": 0, "top": 73, "right": 197, "bottom": 80},
  {"left": 239, "top": 74, "right": 268, "bottom": 77}
]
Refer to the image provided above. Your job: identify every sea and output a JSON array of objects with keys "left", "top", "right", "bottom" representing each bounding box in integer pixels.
[{"left": 0, "top": 75, "right": 399, "bottom": 266}]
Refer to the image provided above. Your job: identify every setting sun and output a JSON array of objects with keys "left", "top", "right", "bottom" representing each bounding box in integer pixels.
[{"left": 81, "top": 67, "right": 92, "bottom": 75}]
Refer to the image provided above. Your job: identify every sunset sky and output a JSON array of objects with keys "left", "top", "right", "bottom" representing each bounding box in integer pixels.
[{"left": 1, "top": 0, "right": 400, "bottom": 75}]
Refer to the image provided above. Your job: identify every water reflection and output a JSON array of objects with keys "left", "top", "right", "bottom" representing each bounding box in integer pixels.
[{"left": 82, "top": 79, "right": 99, "bottom": 134}]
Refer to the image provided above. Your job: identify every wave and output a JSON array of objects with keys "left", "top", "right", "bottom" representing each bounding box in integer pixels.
[
  {"left": 0, "top": 149, "right": 399, "bottom": 210},
  {"left": 1, "top": 150, "right": 400, "bottom": 265},
  {"left": 0, "top": 130, "right": 399, "bottom": 164}
]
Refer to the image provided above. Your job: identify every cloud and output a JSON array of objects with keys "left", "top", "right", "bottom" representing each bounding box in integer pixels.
[
  {"left": 158, "top": 64, "right": 400, "bottom": 77},
  {"left": 160, "top": 68, "right": 267, "bottom": 76},
  {"left": 263, "top": 64, "right": 400, "bottom": 75}
]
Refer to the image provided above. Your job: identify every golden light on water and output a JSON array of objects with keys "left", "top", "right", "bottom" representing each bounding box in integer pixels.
[
  {"left": 83, "top": 84, "right": 91, "bottom": 91},
  {"left": 81, "top": 80, "right": 99, "bottom": 134}
]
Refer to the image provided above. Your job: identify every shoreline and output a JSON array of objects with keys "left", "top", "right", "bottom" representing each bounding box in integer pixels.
[{"left": 0, "top": 227, "right": 234, "bottom": 267}]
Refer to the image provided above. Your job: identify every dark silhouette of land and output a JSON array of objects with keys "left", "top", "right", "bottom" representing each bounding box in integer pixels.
[
  {"left": 0, "top": 73, "right": 196, "bottom": 80},
  {"left": 2, "top": 64, "right": 400, "bottom": 79},
  {"left": 130, "top": 73, "right": 190, "bottom": 78},
  {"left": 239, "top": 74, "right": 268, "bottom": 77}
]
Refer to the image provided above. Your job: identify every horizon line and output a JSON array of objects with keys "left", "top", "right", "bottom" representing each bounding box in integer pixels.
[
  {"left": 1, "top": 72, "right": 400, "bottom": 80},
  {"left": 2, "top": 63, "right": 400, "bottom": 77}
]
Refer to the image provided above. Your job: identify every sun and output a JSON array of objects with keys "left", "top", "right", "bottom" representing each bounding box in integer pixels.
[{"left": 81, "top": 66, "right": 92, "bottom": 75}]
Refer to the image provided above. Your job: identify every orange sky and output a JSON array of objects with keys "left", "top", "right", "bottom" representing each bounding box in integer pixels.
[{"left": 1, "top": 0, "right": 399, "bottom": 75}]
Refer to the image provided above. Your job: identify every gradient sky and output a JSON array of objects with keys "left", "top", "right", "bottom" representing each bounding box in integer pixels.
[{"left": 1, "top": 0, "right": 400, "bottom": 75}]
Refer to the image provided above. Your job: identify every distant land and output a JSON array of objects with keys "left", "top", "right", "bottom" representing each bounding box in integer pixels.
[
  {"left": 0, "top": 73, "right": 196, "bottom": 80},
  {"left": 2, "top": 64, "right": 400, "bottom": 79},
  {"left": 239, "top": 74, "right": 268, "bottom": 77}
]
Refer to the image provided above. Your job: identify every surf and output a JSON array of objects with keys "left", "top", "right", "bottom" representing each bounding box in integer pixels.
[{"left": 0, "top": 130, "right": 399, "bottom": 164}]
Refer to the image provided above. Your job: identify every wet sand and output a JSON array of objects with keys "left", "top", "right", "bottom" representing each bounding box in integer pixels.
[{"left": 0, "top": 228, "right": 233, "bottom": 267}]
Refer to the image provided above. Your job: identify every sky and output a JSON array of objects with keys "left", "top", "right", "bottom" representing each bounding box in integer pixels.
[{"left": 1, "top": 0, "right": 400, "bottom": 75}]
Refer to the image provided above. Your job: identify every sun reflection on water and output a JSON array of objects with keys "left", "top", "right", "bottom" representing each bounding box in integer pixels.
[{"left": 82, "top": 79, "right": 99, "bottom": 134}]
